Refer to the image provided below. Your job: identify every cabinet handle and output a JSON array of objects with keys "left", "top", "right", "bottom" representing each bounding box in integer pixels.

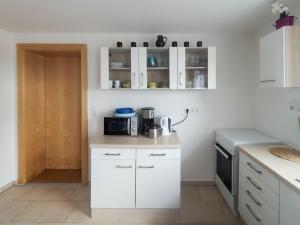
[
  {"left": 132, "top": 72, "right": 136, "bottom": 86},
  {"left": 246, "top": 190, "right": 262, "bottom": 206},
  {"left": 179, "top": 72, "right": 183, "bottom": 85},
  {"left": 150, "top": 153, "right": 166, "bottom": 156},
  {"left": 116, "top": 165, "right": 132, "bottom": 169},
  {"left": 140, "top": 72, "right": 144, "bottom": 86},
  {"left": 245, "top": 204, "right": 261, "bottom": 222},
  {"left": 104, "top": 153, "right": 121, "bottom": 156},
  {"left": 246, "top": 162, "right": 262, "bottom": 175},
  {"left": 138, "top": 165, "right": 154, "bottom": 169},
  {"left": 259, "top": 79, "right": 276, "bottom": 83},
  {"left": 246, "top": 176, "right": 262, "bottom": 191}
]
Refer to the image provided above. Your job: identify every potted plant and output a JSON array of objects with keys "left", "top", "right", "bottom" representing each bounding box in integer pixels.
[{"left": 272, "top": 0, "right": 297, "bottom": 29}]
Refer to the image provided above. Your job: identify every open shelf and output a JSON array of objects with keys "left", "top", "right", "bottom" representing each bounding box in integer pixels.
[
  {"left": 186, "top": 67, "right": 207, "bottom": 70},
  {"left": 147, "top": 67, "right": 169, "bottom": 70},
  {"left": 109, "top": 67, "right": 130, "bottom": 70}
]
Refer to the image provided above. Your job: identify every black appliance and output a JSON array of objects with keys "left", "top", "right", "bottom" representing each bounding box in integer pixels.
[
  {"left": 141, "top": 107, "right": 155, "bottom": 135},
  {"left": 104, "top": 117, "right": 138, "bottom": 136}
]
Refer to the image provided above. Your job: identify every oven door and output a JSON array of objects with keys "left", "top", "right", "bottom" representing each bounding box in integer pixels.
[
  {"left": 215, "top": 143, "right": 232, "bottom": 193},
  {"left": 104, "top": 117, "right": 130, "bottom": 135}
]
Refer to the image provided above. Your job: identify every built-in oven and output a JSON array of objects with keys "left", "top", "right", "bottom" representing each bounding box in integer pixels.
[
  {"left": 215, "top": 143, "right": 232, "bottom": 193},
  {"left": 104, "top": 117, "right": 138, "bottom": 136}
]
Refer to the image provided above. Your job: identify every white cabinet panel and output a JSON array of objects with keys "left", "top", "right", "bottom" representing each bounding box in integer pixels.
[
  {"left": 169, "top": 47, "right": 178, "bottom": 89},
  {"left": 91, "top": 159, "right": 135, "bottom": 208},
  {"left": 208, "top": 47, "right": 216, "bottom": 89},
  {"left": 100, "top": 47, "right": 109, "bottom": 89},
  {"left": 279, "top": 182, "right": 300, "bottom": 225},
  {"left": 177, "top": 47, "right": 186, "bottom": 89},
  {"left": 136, "top": 159, "right": 180, "bottom": 208},
  {"left": 138, "top": 47, "right": 147, "bottom": 89},
  {"left": 131, "top": 47, "right": 139, "bottom": 89},
  {"left": 260, "top": 28, "right": 284, "bottom": 87}
]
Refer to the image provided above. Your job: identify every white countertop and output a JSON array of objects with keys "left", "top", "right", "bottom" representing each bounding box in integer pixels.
[
  {"left": 90, "top": 132, "right": 181, "bottom": 149},
  {"left": 238, "top": 144, "right": 300, "bottom": 194}
]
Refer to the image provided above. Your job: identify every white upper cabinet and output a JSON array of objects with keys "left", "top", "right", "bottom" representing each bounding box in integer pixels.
[
  {"left": 260, "top": 26, "right": 300, "bottom": 88},
  {"left": 100, "top": 46, "right": 216, "bottom": 90}
]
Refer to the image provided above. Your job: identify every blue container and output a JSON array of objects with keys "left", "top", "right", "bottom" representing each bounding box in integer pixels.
[
  {"left": 115, "top": 108, "right": 134, "bottom": 114},
  {"left": 147, "top": 56, "right": 157, "bottom": 67}
]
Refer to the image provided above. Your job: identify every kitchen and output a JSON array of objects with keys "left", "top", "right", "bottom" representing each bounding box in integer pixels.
[{"left": 0, "top": 0, "right": 300, "bottom": 225}]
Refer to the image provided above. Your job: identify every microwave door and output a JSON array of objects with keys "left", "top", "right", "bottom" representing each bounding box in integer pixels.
[{"left": 104, "top": 118, "right": 129, "bottom": 135}]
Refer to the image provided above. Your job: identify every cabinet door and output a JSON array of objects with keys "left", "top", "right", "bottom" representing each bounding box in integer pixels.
[
  {"left": 100, "top": 47, "right": 109, "bottom": 89},
  {"left": 91, "top": 159, "right": 135, "bottom": 208},
  {"left": 260, "top": 28, "right": 285, "bottom": 87},
  {"left": 169, "top": 47, "right": 178, "bottom": 89},
  {"left": 177, "top": 47, "right": 186, "bottom": 89},
  {"left": 279, "top": 182, "right": 300, "bottom": 225},
  {"left": 138, "top": 47, "right": 147, "bottom": 89},
  {"left": 136, "top": 159, "right": 181, "bottom": 208},
  {"left": 207, "top": 47, "right": 216, "bottom": 89},
  {"left": 131, "top": 47, "right": 140, "bottom": 89}
]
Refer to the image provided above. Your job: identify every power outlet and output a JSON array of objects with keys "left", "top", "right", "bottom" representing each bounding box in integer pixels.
[{"left": 184, "top": 108, "right": 200, "bottom": 114}]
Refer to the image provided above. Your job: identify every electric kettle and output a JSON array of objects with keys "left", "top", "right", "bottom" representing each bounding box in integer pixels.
[{"left": 160, "top": 116, "right": 172, "bottom": 136}]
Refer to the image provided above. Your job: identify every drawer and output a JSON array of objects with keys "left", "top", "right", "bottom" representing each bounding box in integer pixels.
[
  {"left": 91, "top": 148, "right": 136, "bottom": 160},
  {"left": 239, "top": 175, "right": 278, "bottom": 225},
  {"left": 240, "top": 152, "right": 279, "bottom": 194},
  {"left": 239, "top": 192, "right": 267, "bottom": 225},
  {"left": 137, "top": 148, "right": 180, "bottom": 160},
  {"left": 240, "top": 164, "right": 279, "bottom": 213}
]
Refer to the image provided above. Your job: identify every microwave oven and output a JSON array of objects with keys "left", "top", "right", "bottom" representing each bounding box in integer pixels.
[{"left": 104, "top": 117, "right": 138, "bottom": 136}]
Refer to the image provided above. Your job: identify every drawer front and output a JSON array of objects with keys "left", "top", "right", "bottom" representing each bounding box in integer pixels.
[
  {"left": 239, "top": 175, "right": 278, "bottom": 225},
  {"left": 91, "top": 148, "right": 136, "bottom": 160},
  {"left": 240, "top": 164, "right": 279, "bottom": 213},
  {"left": 137, "top": 148, "right": 180, "bottom": 160},
  {"left": 239, "top": 192, "right": 267, "bottom": 225},
  {"left": 240, "top": 152, "right": 279, "bottom": 194}
]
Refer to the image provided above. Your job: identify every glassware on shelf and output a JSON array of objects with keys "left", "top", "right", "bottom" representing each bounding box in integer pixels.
[
  {"left": 193, "top": 70, "right": 206, "bottom": 88},
  {"left": 147, "top": 56, "right": 157, "bottom": 67},
  {"left": 186, "top": 80, "right": 193, "bottom": 88}
]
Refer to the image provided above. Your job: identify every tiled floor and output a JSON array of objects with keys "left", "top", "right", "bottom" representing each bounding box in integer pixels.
[{"left": 0, "top": 183, "right": 241, "bottom": 225}]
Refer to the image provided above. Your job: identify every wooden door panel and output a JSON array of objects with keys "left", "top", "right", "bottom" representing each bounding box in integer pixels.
[
  {"left": 24, "top": 51, "right": 46, "bottom": 181},
  {"left": 45, "top": 56, "right": 81, "bottom": 169}
]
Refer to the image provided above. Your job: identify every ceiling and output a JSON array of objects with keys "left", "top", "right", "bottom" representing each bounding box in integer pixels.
[{"left": 0, "top": 0, "right": 298, "bottom": 33}]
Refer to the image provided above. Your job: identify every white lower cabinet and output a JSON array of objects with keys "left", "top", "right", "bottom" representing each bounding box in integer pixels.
[
  {"left": 91, "top": 148, "right": 181, "bottom": 209},
  {"left": 279, "top": 182, "right": 300, "bottom": 225},
  {"left": 91, "top": 159, "right": 135, "bottom": 208},
  {"left": 136, "top": 159, "right": 180, "bottom": 208},
  {"left": 239, "top": 152, "right": 279, "bottom": 225}
]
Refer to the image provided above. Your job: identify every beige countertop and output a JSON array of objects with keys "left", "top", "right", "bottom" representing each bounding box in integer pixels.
[
  {"left": 90, "top": 132, "right": 181, "bottom": 149},
  {"left": 238, "top": 144, "right": 300, "bottom": 194}
]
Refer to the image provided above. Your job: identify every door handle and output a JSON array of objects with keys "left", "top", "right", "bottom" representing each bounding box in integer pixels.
[
  {"left": 246, "top": 190, "right": 262, "bottom": 206},
  {"left": 140, "top": 72, "right": 144, "bottom": 87},
  {"left": 246, "top": 176, "right": 262, "bottom": 191},
  {"left": 179, "top": 72, "right": 183, "bottom": 85},
  {"left": 104, "top": 153, "right": 121, "bottom": 156},
  {"left": 132, "top": 72, "right": 136, "bottom": 86},
  {"left": 245, "top": 204, "right": 261, "bottom": 222},
  {"left": 150, "top": 153, "right": 166, "bottom": 156},
  {"left": 116, "top": 165, "right": 132, "bottom": 169},
  {"left": 138, "top": 165, "right": 154, "bottom": 169},
  {"left": 246, "top": 162, "right": 262, "bottom": 175}
]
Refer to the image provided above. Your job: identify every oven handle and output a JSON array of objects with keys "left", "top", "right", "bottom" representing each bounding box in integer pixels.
[{"left": 214, "top": 144, "right": 230, "bottom": 160}]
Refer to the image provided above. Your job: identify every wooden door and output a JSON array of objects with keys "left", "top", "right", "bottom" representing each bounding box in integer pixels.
[
  {"left": 45, "top": 56, "right": 82, "bottom": 169},
  {"left": 22, "top": 51, "right": 46, "bottom": 181}
]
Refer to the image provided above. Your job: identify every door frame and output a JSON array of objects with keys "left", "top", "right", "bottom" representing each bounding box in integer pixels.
[{"left": 17, "top": 44, "right": 88, "bottom": 185}]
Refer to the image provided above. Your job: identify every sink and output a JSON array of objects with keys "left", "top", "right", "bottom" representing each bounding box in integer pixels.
[{"left": 269, "top": 147, "right": 300, "bottom": 163}]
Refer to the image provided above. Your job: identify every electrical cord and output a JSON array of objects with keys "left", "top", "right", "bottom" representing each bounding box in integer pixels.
[{"left": 172, "top": 109, "right": 189, "bottom": 127}]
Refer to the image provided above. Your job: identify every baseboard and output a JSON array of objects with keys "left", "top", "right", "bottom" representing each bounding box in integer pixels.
[
  {"left": 0, "top": 181, "right": 15, "bottom": 193},
  {"left": 181, "top": 181, "right": 215, "bottom": 186}
]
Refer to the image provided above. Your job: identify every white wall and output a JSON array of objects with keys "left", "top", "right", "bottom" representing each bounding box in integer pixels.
[
  {"left": 13, "top": 32, "right": 255, "bottom": 181},
  {"left": 0, "top": 29, "right": 15, "bottom": 188},
  {"left": 254, "top": 7, "right": 300, "bottom": 147}
]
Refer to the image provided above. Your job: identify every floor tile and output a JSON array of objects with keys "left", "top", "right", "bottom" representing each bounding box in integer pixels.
[
  {"left": 12, "top": 201, "right": 74, "bottom": 222},
  {"left": 68, "top": 185, "right": 90, "bottom": 201},
  {"left": 0, "top": 200, "right": 30, "bottom": 222}
]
